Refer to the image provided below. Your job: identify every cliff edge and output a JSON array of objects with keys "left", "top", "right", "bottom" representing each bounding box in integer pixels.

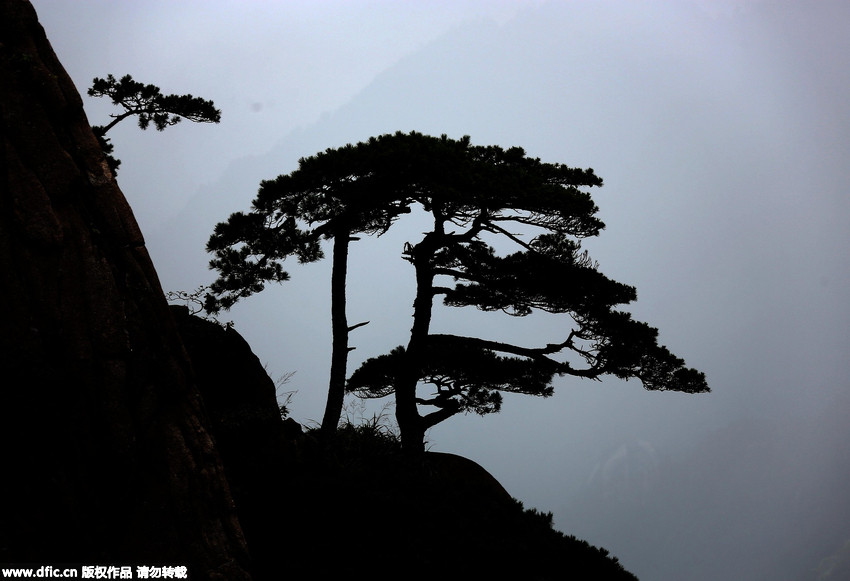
[{"left": 0, "top": 1, "right": 249, "bottom": 577}]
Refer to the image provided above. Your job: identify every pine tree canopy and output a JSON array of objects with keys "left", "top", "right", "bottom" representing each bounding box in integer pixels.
[
  {"left": 87, "top": 74, "right": 221, "bottom": 176},
  {"left": 348, "top": 342, "right": 555, "bottom": 421},
  {"left": 88, "top": 73, "right": 221, "bottom": 133},
  {"left": 206, "top": 131, "right": 708, "bottom": 445}
]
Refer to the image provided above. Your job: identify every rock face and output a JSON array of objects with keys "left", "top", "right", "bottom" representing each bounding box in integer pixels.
[
  {"left": 169, "top": 306, "right": 295, "bottom": 580},
  {"left": 0, "top": 2, "right": 250, "bottom": 577}
]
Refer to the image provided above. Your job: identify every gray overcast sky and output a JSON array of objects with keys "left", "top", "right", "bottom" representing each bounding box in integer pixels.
[{"left": 31, "top": 1, "right": 850, "bottom": 579}]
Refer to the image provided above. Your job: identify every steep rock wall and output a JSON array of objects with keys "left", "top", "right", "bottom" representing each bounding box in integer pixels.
[
  {"left": 0, "top": 2, "right": 250, "bottom": 577},
  {"left": 169, "top": 306, "right": 296, "bottom": 580}
]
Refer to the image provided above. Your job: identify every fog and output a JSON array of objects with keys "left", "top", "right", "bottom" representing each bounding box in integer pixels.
[{"left": 31, "top": 1, "right": 850, "bottom": 579}]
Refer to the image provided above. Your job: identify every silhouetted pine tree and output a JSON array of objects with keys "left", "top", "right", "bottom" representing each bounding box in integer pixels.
[
  {"left": 87, "top": 73, "right": 220, "bottom": 175},
  {"left": 206, "top": 132, "right": 708, "bottom": 451}
]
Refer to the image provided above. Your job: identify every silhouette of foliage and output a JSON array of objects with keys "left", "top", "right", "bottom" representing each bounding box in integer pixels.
[
  {"left": 87, "top": 74, "right": 220, "bottom": 175},
  {"left": 207, "top": 131, "right": 709, "bottom": 452},
  {"left": 206, "top": 134, "right": 422, "bottom": 434},
  {"left": 346, "top": 133, "right": 708, "bottom": 450},
  {"left": 348, "top": 342, "right": 554, "bottom": 417}
]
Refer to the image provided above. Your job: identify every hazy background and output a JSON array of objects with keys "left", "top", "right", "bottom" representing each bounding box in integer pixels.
[{"left": 31, "top": 1, "right": 850, "bottom": 579}]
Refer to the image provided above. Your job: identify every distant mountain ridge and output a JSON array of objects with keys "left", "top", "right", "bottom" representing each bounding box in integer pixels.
[{"left": 560, "top": 407, "right": 850, "bottom": 581}]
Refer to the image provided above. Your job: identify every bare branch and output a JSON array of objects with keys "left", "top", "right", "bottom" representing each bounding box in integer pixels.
[{"left": 429, "top": 333, "right": 603, "bottom": 378}]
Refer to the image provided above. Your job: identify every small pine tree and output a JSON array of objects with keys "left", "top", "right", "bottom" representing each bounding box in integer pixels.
[{"left": 87, "top": 73, "right": 220, "bottom": 175}]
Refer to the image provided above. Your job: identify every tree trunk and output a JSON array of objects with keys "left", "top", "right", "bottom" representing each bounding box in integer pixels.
[
  {"left": 320, "top": 229, "right": 350, "bottom": 433},
  {"left": 396, "top": 236, "right": 439, "bottom": 453}
]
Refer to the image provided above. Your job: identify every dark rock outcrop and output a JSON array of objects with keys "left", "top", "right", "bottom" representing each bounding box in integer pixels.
[
  {"left": 274, "top": 423, "right": 638, "bottom": 580},
  {"left": 169, "top": 306, "right": 295, "bottom": 579},
  {"left": 0, "top": 2, "right": 250, "bottom": 577}
]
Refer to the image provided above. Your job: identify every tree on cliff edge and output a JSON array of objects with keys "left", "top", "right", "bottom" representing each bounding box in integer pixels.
[
  {"left": 205, "top": 135, "right": 415, "bottom": 434},
  {"left": 206, "top": 132, "right": 708, "bottom": 451},
  {"left": 87, "top": 73, "right": 221, "bottom": 175}
]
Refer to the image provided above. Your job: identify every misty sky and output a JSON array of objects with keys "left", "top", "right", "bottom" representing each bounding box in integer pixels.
[{"left": 31, "top": 1, "right": 850, "bottom": 579}]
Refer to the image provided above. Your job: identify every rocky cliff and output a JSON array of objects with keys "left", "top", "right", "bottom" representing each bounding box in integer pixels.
[
  {"left": 168, "top": 306, "right": 296, "bottom": 578},
  {"left": 0, "top": 3, "right": 640, "bottom": 579},
  {"left": 0, "top": 1, "right": 250, "bottom": 577}
]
